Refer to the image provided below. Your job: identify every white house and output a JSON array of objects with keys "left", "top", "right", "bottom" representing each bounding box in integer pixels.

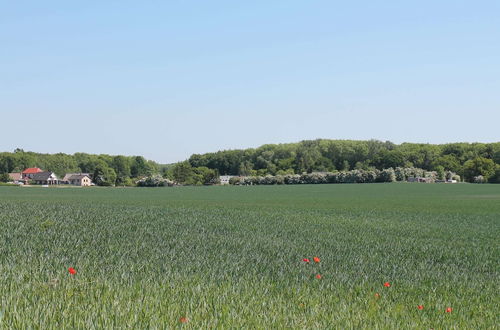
[
  {"left": 220, "top": 175, "right": 236, "bottom": 185},
  {"left": 64, "top": 173, "right": 93, "bottom": 186},
  {"left": 31, "top": 172, "right": 59, "bottom": 185}
]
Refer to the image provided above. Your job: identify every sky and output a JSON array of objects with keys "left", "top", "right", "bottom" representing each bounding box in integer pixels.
[{"left": 1, "top": 1, "right": 499, "bottom": 163}]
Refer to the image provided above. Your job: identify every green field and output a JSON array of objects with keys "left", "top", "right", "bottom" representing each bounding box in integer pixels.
[{"left": 0, "top": 184, "right": 498, "bottom": 328}]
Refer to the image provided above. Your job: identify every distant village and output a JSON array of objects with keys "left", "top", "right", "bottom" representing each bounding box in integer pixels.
[
  {"left": 8, "top": 168, "right": 93, "bottom": 186},
  {"left": 6, "top": 168, "right": 461, "bottom": 187}
]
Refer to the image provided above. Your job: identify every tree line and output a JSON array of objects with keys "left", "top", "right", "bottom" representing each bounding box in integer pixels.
[
  {"left": 0, "top": 149, "right": 159, "bottom": 186},
  {"left": 1, "top": 139, "right": 500, "bottom": 186},
  {"left": 188, "top": 140, "right": 500, "bottom": 183}
]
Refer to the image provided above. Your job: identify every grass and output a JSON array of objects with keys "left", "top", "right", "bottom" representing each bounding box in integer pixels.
[{"left": 0, "top": 184, "right": 499, "bottom": 328}]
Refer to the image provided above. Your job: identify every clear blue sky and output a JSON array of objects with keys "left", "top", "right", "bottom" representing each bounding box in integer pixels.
[{"left": 1, "top": 1, "right": 499, "bottom": 163}]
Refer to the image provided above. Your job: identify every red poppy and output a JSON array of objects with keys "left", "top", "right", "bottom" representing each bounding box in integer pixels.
[
  {"left": 383, "top": 282, "right": 390, "bottom": 287},
  {"left": 313, "top": 257, "right": 320, "bottom": 263},
  {"left": 302, "top": 258, "right": 310, "bottom": 263},
  {"left": 179, "top": 317, "right": 188, "bottom": 323},
  {"left": 315, "top": 274, "right": 322, "bottom": 279},
  {"left": 417, "top": 305, "right": 424, "bottom": 310},
  {"left": 68, "top": 267, "right": 77, "bottom": 275},
  {"left": 446, "top": 307, "right": 453, "bottom": 313},
  {"left": 374, "top": 293, "right": 380, "bottom": 298}
]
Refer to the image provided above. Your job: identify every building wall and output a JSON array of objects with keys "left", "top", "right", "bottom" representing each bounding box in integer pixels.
[{"left": 70, "top": 177, "right": 91, "bottom": 186}]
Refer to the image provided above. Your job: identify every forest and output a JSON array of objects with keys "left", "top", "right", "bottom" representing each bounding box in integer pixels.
[
  {"left": 1, "top": 140, "right": 500, "bottom": 185},
  {"left": 188, "top": 140, "right": 500, "bottom": 183}
]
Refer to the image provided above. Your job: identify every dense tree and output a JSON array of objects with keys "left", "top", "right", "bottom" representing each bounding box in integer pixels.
[
  {"left": 112, "top": 156, "right": 132, "bottom": 185},
  {"left": 435, "top": 166, "right": 445, "bottom": 180},
  {"left": 93, "top": 162, "right": 117, "bottom": 186},
  {"left": 433, "top": 154, "right": 462, "bottom": 173},
  {"left": 488, "top": 165, "right": 500, "bottom": 183},
  {"left": 131, "top": 156, "right": 154, "bottom": 177},
  {"left": 296, "top": 141, "right": 322, "bottom": 173},
  {"left": 185, "top": 139, "right": 500, "bottom": 182},
  {"left": 238, "top": 161, "right": 253, "bottom": 176},
  {"left": 171, "top": 161, "right": 194, "bottom": 184},
  {"left": 463, "top": 157, "right": 496, "bottom": 182},
  {"left": 0, "top": 173, "right": 10, "bottom": 182},
  {"left": 1, "top": 139, "right": 500, "bottom": 186},
  {"left": 0, "top": 153, "right": 16, "bottom": 173},
  {"left": 192, "top": 167, "right": 220, "bottom": 185}
]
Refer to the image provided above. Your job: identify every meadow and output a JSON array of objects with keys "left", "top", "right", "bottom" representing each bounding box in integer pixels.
[{"left": 0, "top": 184, "right": 498, "bottom": 328}]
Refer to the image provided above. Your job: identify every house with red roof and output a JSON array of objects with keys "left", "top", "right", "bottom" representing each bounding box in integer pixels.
[{"left": 22, "top": 167, "right": 43, "bottom": 180}]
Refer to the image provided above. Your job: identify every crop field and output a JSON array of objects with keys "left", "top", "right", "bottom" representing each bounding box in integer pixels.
[{"left": 0, "top": 184, "right": 499, "bottom": 328}]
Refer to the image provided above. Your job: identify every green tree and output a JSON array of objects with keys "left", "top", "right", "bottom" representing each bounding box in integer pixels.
[
  {"left": 435, "top": 166, "right": 445, "bottom": 180},
  {"left": 238, "top": 161, "right": 253, "bottom": 176},
  {"left": 171, "top": 161, "right": 194, "bottom": 184},
  {"left": 296, "top": 142, "right": 321, "bottom": 173},
  {"left": 0, "top": 173, "right": 10, "bottom": 182},
  {"left": 112, "top": 156, "right": 131, "bottom": 185},
  {"left": 131, "top": 156, "right": 153, "bottom": 177},
  {"left": 193, "top": 167, "right": 220, "bottom": 185},
  {"left": 93, "top": 162, "right": 117, "bottom": 186},
  {"left": 488, "top": 165, "right": 500, "bottom": 183},
  {"left": 0, "top": 154, "right": 17, "bottom": 173},
  {"left": 433, "top": 154, "right": 461, "bottom": 173},
  {"left": 463, "top": 157, "right": 496, "bottom": 182},
  {"left": 45, "top": 153, "right": 79, "bottom": 177}
]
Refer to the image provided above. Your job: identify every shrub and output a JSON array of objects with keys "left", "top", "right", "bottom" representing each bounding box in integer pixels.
[
  {"left": 137, "top": 175, "right": 173, "bottom": 187},
  {"left": 473, "top": 175, "right": 486, "bottom": 184},
  {"left": 229, "top": 177, "right": 241, "bottom": 185},
  {"left": 377, "top": 168, "right": 396, "bottom": 182},
  {"left": 233, "top": 167, "right": 438, "bottom": 185}
]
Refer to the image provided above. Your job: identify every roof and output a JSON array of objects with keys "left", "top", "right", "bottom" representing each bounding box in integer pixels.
[
  {"left": 31, "top": 172, "right": 57, "bottom": 181},
  {"left": 68, "top": 174, "right": 91, "bottom": 180},
  {"left": 63, "top": 173, "right": 90, "bottom": 181},
  {"left": 22, "top": 167, "right": 43, "bottom": 174},
  {"left": 8, "top": 173, "right": 22, "bottom": 180}
]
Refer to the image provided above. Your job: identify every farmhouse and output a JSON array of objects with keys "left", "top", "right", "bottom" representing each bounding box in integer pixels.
[
  {"left": 31, "top": 172, "right": 59, "bottom": 185},
  {"left": 220, "top": 175, "right": 236, "bottom": 185},
  {"left": 66, "top": 174, "right": 92, "bottom": 186},
  {"left": 22, "top": 167, "right": 43, "bottom": 179},
  {"left": 62, "top": 173, "right": 91, "bottom": 184}
]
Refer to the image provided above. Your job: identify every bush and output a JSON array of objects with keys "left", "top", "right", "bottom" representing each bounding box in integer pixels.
[
  {"left": 377, "top": 168, "right": 396, "bottom": 182},
  {"left": 137, "top": 175, "right": 173, "bottom": 187},
  {"left": 473, "top": 175, "right": 486, "bottom": 184},
  {"left": 122, "top": 178, "right": 136, "bottom": 187},
  {"left": 229, "top": 177, "right": 241, "bottom": 185},
  {"left": 232, "top": 167, "right": 442, "bottom": 185}
]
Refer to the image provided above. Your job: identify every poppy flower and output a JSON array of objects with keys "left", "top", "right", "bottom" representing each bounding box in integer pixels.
[
  {"left": 68, "top": 267, "right": 77, "bottom": 275},
  {"left": 417, "top": 305, "right": 424, "bottom": 310},
  {"left": 302, "top": 258, "right": 310, "bottom": 263},
  {"left": 383, "top": 282, "right": 390, "bottom": 287},
  {"left": 374, "top": 293, "right": 380, "bottom": 298},
  {"left": 445, "top": 307, "right": 453, "bottom": 313},
  {"left": 315, "top": 274, "right": 322, "bottom": 279},
  {"left": 313, "top": 257, "right": 320, "bottom": 263},
  {"left": 179, "top": 317, "right": 188, "bottom": 323}
]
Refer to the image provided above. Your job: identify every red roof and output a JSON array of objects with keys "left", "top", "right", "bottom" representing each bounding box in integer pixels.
[{"left": 22, "top": 167, "right": 43, "bottom": 174}]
